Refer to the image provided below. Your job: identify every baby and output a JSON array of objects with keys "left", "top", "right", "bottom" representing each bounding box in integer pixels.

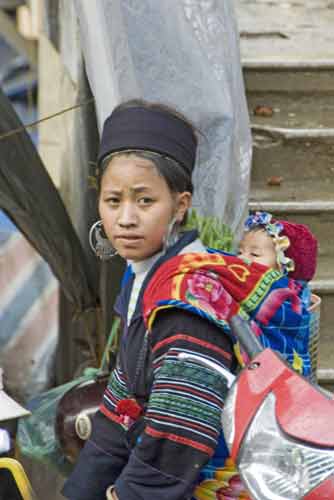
[
  {"left": 239, "top": 211, "right": 317, "bottom": 286},
  {"left": 238, "top": 211, "right": 318, "bottom": 376}
]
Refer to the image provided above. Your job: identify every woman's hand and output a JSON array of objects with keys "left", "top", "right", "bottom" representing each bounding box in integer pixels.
[{"left": 106, "top": 485, "right": 119, "bottom": 500}]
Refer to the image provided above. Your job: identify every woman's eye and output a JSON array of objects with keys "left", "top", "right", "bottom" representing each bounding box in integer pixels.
[
  {"left": 138, "top": 197, "right": 154, "bottom": 205},
  {"left": 106, "top": 197, "right": 120, "bottom": 205}
]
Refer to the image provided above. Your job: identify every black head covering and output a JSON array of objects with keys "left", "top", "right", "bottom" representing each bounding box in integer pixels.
[{"left": 97, "top": 105, "right": 197, "bottom": 174}]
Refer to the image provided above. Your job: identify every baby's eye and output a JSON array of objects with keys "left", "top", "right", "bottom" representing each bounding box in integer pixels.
[{"left": 251, "top": 252, "right": 260, "bottom": 257}]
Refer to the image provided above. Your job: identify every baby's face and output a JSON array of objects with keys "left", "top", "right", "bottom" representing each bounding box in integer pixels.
[{"left": 238, "top": 229, "right": 278, "bottom": 269}]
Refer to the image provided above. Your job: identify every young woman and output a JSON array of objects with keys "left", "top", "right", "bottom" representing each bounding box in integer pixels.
[
  {"left": 62, "top": 101, "right": 311, "bottom": 500},
  {"left": 61, "top": 100, "right": 248, "bottom": 500}
]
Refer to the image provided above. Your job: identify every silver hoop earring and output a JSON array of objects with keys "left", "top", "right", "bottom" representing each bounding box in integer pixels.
[
  {"left": 163, "top": 217, "right": 180, "bottom": 252},
  {"left": 89, "top": 220, "right": 118, "bottom": 260}
]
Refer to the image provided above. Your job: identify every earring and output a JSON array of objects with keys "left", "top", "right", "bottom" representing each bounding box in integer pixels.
[
  {"left": 163, "top": 217, "right": 180, "bottom": 251},
  {"left": 89, "top": 220, "right": 118, "bottom": 260}
]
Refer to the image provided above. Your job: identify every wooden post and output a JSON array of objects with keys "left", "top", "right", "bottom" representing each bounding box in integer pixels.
[
  {"left": 17, "top": 0, "right": 43, "bottom": 40},
  {"left": 0, "top": 8, "right": 37, "bottom": 66}
]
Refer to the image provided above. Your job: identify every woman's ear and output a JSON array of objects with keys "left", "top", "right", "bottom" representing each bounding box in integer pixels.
[{"left": 175, "top": 191, "right": 192, "bottom": 223}]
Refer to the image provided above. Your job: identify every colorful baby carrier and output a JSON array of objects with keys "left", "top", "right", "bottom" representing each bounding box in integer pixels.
[{"left": 143, "top": 250, "right": 311, "bottom": 499}]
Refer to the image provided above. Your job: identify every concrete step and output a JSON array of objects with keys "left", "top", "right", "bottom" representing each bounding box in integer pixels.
[
  {"left": 237, "top": 0, "right": 334, "bottom": 68},
  {"left": 314, "top": 258, "right": 334, "bottom": 283},
  {"left": 244, "top": 64, "right": 334, "bottom": 94},
  {"left": 310, "top": 279, "right": 334, "bottom": 376},
  {"left": 250, "top": 126, "right": 334, "bottom": 197},
  {"left": 248, "top": 92, "right": 334, "bottom": 130},
  {"left": 237, "top": 0, "right": 334, "bottom": 387},
  {"left": 248, "top": 200, "right": 334, "bottom": 261}
]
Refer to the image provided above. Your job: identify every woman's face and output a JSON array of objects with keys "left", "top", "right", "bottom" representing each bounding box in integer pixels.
[{"left": 99, "top": 154, "right": 191, "bottom": 261}]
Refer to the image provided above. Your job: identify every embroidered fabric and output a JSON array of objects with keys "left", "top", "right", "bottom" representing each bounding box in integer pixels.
[{"left": 73, "top": 0, "right": 252, "bottom": 233}]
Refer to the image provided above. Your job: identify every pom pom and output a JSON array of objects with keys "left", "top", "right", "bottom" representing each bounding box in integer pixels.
[{"left": 116, "top": 399, "right": 143, "bottom": 420}]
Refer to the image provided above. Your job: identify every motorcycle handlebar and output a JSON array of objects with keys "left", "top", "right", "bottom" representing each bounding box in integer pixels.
[{"left": 230, "top": 315, "right": 263, "bottom": 360}]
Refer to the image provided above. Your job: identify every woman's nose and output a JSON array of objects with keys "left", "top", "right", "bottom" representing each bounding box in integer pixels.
[{"left": 118, "top": 203, "right": 138, "bottom": 227}]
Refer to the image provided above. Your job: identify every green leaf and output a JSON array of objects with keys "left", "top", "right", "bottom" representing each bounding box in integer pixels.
[{"left": 184, "top": 209, "right": 233, "bottom": 252}]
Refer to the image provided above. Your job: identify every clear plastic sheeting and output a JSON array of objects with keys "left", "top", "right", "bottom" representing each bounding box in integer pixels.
[
  {"left": 73, "top": 0, "right": 252, "bottom": 233},
  {"left": 16, "top": 375, "right": 91, "bottom": 475}
]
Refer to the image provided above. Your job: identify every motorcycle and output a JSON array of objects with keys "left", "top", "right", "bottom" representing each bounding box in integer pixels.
[
  {"left": 179, "top": 315, "right": 334, "bottom": 499},
  {"left": 0, "top": 367, "right": 36, "bottom": 500}
]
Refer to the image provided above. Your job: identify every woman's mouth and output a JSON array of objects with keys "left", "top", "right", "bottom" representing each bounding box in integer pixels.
[
  {"left": 116, "top": 235, "right": 142, "bottom": 240},
  {"left": 115, "top": 235, "right": 143, "bottom": 245}
]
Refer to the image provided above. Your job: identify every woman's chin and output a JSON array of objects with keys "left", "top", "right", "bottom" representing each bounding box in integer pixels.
[
  {"left": 118, "top": 248, "right": 158, "bottom": 262},
  {"left": 115, "top": 240, "right": 164, "bottom": 262},
  {"left": 117, "top": 248, "right": 145, "bottom": 262}
]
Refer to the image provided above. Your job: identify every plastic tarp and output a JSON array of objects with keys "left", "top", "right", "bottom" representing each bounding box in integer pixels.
[
  {"left": 0, "top": 227, "right": 59, "bottom": 400},
  {"left": 0, "top": 87, "right": 97, "bottom": 313},
  {"left": 73, "top": 0, "right": 252, "bottom": 233}
]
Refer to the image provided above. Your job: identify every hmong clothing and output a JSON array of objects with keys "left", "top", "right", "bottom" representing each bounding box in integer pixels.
[
  {"left": 62, "top": 232, "right": 310, "bottom": 500},
  {"left": 143, "top": 250, "right": 312, "bottom": 377}
]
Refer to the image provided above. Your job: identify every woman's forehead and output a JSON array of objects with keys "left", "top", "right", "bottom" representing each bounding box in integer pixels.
[{"left": 100, "top": 155, "right": 168, "bottom": 190}]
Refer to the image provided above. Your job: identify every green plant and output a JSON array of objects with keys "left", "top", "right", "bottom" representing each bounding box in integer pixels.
[{"left": 184, "top": 209, "right": 233, "bottom": 252}]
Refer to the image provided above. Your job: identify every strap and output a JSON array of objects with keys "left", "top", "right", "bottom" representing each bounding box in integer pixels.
[{"left": 99, "top": 317, "right": 121, "bottom": 374}]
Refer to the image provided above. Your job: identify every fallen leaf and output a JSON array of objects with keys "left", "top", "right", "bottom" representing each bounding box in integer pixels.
[
  {"left": 254, "top": 105, "right": 274, "bottom": 117},
  {"left": 267, "top": 176, "right": 283, "bottom": 186}
]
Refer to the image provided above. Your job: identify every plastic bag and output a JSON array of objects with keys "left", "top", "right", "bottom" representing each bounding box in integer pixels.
[
  {"left": 16, "top": 318, "right": 120, "bottom": 473},
  {"left": 73, "top": 0, "right": 252, "bottom": 234},
  {"left": 16, "top": 373, "right": 95, "bottom": 475}
]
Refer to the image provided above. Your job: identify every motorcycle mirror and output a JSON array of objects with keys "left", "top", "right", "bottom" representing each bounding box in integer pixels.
[{"left": 230, "top": 315, "right": 263, "bottom": 360}]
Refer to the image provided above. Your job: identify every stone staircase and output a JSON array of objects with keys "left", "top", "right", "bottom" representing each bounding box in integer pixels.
[{"left": 236, "top": 0, "right": 334, "bottom": 388}]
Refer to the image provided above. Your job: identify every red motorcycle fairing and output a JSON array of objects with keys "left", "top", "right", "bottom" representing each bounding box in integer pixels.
[
  {"left": 231, "top": 349, "right": 334, "bottom": 459},
  {"left": 304, "top": 474, "right": 334, "bottom": 499},
  {"left": 275, "top": 374, "right": 334, "bottom": 448}
]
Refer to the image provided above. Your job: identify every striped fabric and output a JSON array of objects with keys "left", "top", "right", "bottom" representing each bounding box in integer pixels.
[
  {"left": 100, "top": 365, "right": 131, "bottom": 426},
  {"left": 145, "top": 333, "right": 229, "bottom": 456},
  {"left": 100, "top": 330, "right": 230, "bottom": 456},
  {"left": 0, "top": 223, "right": 59, "bottom": 401}
]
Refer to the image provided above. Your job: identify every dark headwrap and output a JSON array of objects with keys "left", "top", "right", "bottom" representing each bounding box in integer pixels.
[{"left": 98, "top": 105, "right": 197, "bottom": 174}]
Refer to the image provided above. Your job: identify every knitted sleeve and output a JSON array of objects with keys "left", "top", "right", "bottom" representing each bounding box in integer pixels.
[
  {"left": 114, "top": 308, "right": 235, "bottom": 500},
  {"left": 100, "top": 363, "right": 133, "bottom": 423}
]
